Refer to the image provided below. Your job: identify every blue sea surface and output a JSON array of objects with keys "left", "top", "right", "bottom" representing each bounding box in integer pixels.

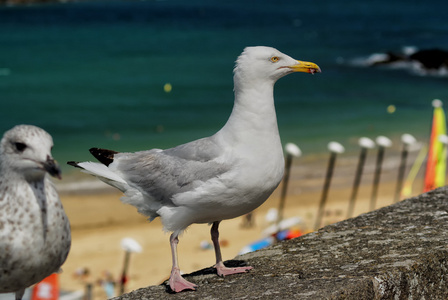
[{"left": 1, "top": 0, "right": 448, "bottom": 177}]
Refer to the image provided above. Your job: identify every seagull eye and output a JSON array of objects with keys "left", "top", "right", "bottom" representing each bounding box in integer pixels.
[
  {"left": 270, "top": 56, "right": 280, "bottom": 63},
  {"left": 15, "top": 142, "right": 27, "bottom": 152}
]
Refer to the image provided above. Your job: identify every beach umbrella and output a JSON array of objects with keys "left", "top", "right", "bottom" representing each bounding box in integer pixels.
[
  {"left": 370, "top": 136, "right": 392, "bottom": 211},
  {"left": 276, "top": 143, "right": 302, "bottom": 232},
  {"left": 314, "top": 141, "right": 345, "bottom": 230},
  {"left": 394, "top": 134, "right": 417, "bottom": 202},
  {"left": 347, "top": 137, "right": 375, "bottom": 219},
  {"left": 120, "top": 238, "right": 142, "bottom": 295},
  {"left": 423, "top": 99, "right": 447, "bottom": 192}
]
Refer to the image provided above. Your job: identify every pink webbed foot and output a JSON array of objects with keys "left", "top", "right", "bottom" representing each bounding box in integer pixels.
[
  {"left": 214, "top": 261, "right": 253, "bottom": 277},
  {"left": 169, "top": 268, "right": 197, "bottom": 293}
]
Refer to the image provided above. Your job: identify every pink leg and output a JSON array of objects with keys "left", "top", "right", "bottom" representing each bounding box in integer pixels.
[
  {"left": 211, "top": 221, "right": 253, "bottom": 276},
  {"left": 169, "top": 233, "right": 197, "bottom": 293}
]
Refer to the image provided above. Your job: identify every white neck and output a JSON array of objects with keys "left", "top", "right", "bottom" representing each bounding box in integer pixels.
[{"left": 216, "top": 77, "right": 282, "bottom": 153}]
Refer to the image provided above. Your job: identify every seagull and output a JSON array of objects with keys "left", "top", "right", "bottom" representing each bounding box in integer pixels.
[
  {"left": 0, "top": 125, "right": 71, "bottom": 300},
  {"left": 68, "top": 46, "right": 320, "bottom": 292}
]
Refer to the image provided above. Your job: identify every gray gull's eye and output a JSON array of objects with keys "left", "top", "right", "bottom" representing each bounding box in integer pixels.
[{"left": 15, "top": 142, "right": 27, "bottom": 152}]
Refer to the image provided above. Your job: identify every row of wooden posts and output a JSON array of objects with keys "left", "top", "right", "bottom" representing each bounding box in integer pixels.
[{"left": 276, "top": 133, "right": 422, "bottom": 231}]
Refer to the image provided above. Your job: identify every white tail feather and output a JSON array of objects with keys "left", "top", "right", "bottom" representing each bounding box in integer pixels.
[{"left": 77, "top": 161, "right": 127, "bottom": 185}]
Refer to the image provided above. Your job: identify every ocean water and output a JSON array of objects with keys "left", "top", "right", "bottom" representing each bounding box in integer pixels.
[{"left": 1, "top": 0, "right": 448, "bottom": 179}]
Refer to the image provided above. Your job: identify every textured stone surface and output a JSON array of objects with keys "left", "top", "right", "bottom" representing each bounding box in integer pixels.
[{"left": 113, "top": 187, "right": 448, "bottom": 299}]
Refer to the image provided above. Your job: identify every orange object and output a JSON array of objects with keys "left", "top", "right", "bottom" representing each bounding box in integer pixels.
[
  {"left": 31, "top": 274, "right": 59, "bottom": 300},
  {"left": 285, "top": 229, "right": 302, "bottom": 240}
]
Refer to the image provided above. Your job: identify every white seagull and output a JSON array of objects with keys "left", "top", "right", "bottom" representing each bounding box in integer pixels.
[
  {"left": 0, "top": 125, "right": 71, "bottom": 300},
  {"left": 68, "top": 46, "right": 320, "bottom": 293}
]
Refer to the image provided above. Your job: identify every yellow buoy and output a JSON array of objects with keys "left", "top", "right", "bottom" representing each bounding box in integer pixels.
[
  {"left": 387, "top": 105, "right": 396, "bottom": 114},
  {"left": 164, "top": 83, "right": 172, "bottom": 93}
]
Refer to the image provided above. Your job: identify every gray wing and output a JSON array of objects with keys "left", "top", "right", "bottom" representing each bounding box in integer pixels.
[{"left": 115, "top": 136, "right": 229, "bottom": 204}]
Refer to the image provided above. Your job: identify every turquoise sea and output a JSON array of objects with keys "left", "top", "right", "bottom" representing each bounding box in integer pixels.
[{"left": 1, "top": 0, "right": 448, "bottom": 179}]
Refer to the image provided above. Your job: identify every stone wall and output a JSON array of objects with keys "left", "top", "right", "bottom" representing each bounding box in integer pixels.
[{"left": 114, "top": 187, "right": 448, "bottom": 299}]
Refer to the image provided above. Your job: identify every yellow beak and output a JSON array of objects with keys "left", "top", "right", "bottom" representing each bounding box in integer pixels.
[{"left": 289, "top": 60, "right": 321, "bottom": 74}]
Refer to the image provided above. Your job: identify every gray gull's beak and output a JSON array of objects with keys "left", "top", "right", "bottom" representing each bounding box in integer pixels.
[{"left": 43, "top": 156, "right": 62, "bottom": 179}]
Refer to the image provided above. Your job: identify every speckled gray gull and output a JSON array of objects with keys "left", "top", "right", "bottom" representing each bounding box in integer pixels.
[
  {"left": 68, "top": 46, "right": 321, "bottom": 293},
  {"left": 0, "top": 125, "right": 71, "bottom": 300}
]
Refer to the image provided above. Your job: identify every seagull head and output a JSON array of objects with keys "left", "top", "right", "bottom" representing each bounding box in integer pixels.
[
  {"left": 234, "top": 46, "right": 321, "bottom": 86},
  {"left": 0, "top": 125, "right": 61, "bottom": 180}
]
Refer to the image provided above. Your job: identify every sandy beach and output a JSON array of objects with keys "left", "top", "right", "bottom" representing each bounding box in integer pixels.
[{"left": 57, "top": 150, "right": 425, "bottom": 299}]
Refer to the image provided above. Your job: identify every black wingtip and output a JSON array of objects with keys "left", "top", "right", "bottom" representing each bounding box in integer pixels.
[
  {"left": 67, "top": 161, "right": 81, "bottom": 168},
  {"left": 89, "top": 147, "right": 119, "bottom": 166}
]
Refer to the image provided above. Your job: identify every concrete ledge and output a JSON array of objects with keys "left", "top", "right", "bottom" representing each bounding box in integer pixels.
[{"left": 114, "top": 187, "right": 448, "bottom": 299}]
